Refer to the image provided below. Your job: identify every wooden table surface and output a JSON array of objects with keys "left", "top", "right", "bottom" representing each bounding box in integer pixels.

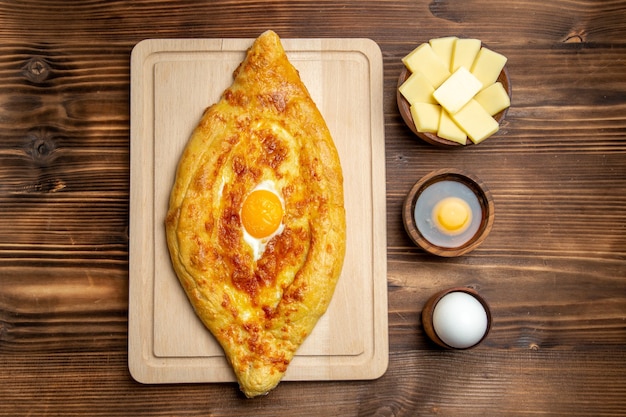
[{"left": 1, "top": 1, "right": 625, "bottom": 416}]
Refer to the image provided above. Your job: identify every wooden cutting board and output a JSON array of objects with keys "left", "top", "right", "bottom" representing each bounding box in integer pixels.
[{"left": 128, "top": 37, "right": 387, "bottom": 384}]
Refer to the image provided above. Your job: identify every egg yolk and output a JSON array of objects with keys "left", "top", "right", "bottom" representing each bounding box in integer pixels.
[
  {"left": 432, "top": 196, "right": 472, "bottom": 234},
  {"left": 241, "top": 189, "right": 283, "bottom": 239}
]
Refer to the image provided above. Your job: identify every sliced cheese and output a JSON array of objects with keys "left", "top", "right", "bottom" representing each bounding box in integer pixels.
[
  {"left": 450, "top": 99, "right": 499, "bottom": 144},
  {"left": 471, "top": 47, "right": 508, "bottom": 90},
  {"left": 451, "top": 38, "right": 481, "bottom": 72},
  {"left": 402, "top": 43, "right": 451, "bottom": 88},
  {"left": 399, "top": 71, "right": 436, "bottom": 105},
  {"left": 474, "top": 82, "right": 511, "bottom": 116},
  {"left": 438, "top": 110, "right": 467, "bottom": 145},
  {"left": 429, "top": 36, "right": 457, "bottom": 70},
  {"left": 410, "top": 103, "right": 441, "bottom": 133},
  {"left": 433, "top": 67, "right": 483, "bottom": 114}
]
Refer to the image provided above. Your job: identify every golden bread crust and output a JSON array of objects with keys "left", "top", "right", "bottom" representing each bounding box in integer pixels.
[{"left": 165, "top": 30, "right": 346, "bottom": 397}]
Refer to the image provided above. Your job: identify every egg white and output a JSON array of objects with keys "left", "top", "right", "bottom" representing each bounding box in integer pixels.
[{"left": 241, "top": 180, "right": 285, "bottom": 261}]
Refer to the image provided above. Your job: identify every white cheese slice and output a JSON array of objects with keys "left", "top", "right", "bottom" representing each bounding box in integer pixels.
[
  {"left": 451, "top": 38, "right": 481, "bottom": 72},
  {"left": 402, "top": 43, "right": 451, "bottom": 88},
  {"left": 433, "top": 67, "right": 483, "bottom": 115},
  {"left": 399, "top": 71, "right": 437, "bottom": 105},
  {"left": 473, "top": 82, "right": 511, "bottom": 116},
  {"left": 410, "top": 103, "right": 441, "bottom": 133},
  {"left": 471, "top": 47, "right": 508, "bottom": 91},
  {"left": 438, "top": 110, "right": 467, "bottom": 145},
  {"left": 429, "top": 36, "right": 457, "bottom": 70},
  {"left": 450, "top": 99, "right": 500, "bottom": 144}
]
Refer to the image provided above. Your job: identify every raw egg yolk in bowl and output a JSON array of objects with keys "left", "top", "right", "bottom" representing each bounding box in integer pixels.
[{"left": 432, "top": 196, "right": 472, "bottom": 235}]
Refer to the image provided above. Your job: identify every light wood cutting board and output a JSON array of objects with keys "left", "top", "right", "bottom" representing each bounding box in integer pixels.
[{"left": 128, "top": 36, "right": 387, "bottom": 384}]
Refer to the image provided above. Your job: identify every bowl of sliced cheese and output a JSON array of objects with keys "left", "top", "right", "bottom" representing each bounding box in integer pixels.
[{"left": 397, "top": 37, "right": 512, "bottom": 146}]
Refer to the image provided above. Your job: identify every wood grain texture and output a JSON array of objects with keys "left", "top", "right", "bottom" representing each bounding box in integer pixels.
[{"left": 1, "top": 0, "right": 625, "bottom": 416}]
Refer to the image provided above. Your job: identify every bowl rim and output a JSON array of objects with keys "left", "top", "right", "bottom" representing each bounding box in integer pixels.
[
  {"left": 402, "top": 168, "right": 495, "bottom": 257},
  {"left": 396, "top": 57, "right": 512, "bottom": 147}
]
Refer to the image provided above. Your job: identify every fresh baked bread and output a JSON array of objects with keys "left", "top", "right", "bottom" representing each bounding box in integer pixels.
[{"left": 165, "top": 30, "right": 346, "bottom": 397}]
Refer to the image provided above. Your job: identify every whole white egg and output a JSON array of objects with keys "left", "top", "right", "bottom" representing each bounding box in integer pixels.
[{"left": 432, "top": 291, "right": 488, "bottom": 349}]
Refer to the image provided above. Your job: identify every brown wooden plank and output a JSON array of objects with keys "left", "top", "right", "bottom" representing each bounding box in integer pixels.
[{"left": 0, "top": 0, "right": 625, "bottom": 415}]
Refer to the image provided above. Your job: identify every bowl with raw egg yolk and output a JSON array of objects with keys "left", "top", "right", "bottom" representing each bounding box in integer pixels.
[{"left": 403, "top": 169, "right": 494, "bottom": 257}]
